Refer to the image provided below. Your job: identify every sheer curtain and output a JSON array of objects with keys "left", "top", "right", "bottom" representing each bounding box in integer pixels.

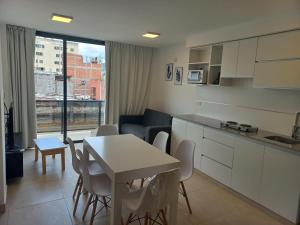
[
  {"left": 6, "top": 25, "right": 36, "bottom": 148},
  {"left": 105, "top": 41, "right": 153, "bottom": 124}
]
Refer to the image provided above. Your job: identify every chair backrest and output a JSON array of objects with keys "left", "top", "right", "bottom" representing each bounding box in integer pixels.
[
  {"left": 152, "top": 131, "right": 169, "bottom": 153},
  {"left": 174, "top": 140, "right": 195, "bottom": 181},
  {"left": 76, "top": 149, "right": 93, "bottom": 193},
  {"left": 132, "top": 169, "right": 180, "bottom": 214},
  {"left": 66, "top": 137, "right": 80, "bottom": 174},
  {"left": 96, "top": 124, "right": 118, "bottom": 136}
]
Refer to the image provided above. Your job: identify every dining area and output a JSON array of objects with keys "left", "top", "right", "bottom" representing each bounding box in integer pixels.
[{"left": 66, "top": 125, "right": 196, "bottom": 225}]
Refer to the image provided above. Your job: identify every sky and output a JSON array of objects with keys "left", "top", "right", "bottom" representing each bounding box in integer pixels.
[{"left": 78, "top": 43, "right": 105, "bottom": 63}]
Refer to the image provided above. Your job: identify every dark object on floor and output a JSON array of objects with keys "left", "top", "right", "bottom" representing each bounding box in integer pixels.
[
  {"left": 6, "top": 149, "right": 24, "bottom": 181},
  {"left": 119, "top": 108, "right": 172, "bottom": 154}
]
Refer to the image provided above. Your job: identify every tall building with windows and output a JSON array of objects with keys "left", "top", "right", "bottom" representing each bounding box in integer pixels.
[{"left": 34, "top": 37, "right": 104, "bottom": 101}]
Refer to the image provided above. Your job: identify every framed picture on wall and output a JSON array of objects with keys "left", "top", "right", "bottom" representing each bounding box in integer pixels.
[
  {"left": 174, "top": 67, "right": 183, "bottom": 85},
  {"left": 165, "top": 63, "right": 173, "bottom": 81}
]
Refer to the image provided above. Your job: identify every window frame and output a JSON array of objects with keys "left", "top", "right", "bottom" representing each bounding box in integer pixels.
[{"left": 35, "top": 31, "right": 105, "bottom": 143}]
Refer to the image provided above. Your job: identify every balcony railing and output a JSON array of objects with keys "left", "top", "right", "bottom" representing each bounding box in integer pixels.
[{"left": 36, "top": 100, "right": 105, "bottom": 133}]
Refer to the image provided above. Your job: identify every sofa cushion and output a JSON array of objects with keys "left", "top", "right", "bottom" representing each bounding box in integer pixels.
[
  {"left": 119, "top": 123, "right": 146, "bottom": 140},
  {"left": 143, "top": 108, "right": 172, "bottom": 127}
]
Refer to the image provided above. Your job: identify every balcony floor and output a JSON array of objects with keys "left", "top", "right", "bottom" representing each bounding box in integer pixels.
[{"left": 37, "top": 129, "right": 95, "bottom": 141}]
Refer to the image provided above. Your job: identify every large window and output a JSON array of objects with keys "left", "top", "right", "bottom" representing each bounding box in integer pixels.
[{"left": 34, "top": 33, "right": 105, "bottom": 142}]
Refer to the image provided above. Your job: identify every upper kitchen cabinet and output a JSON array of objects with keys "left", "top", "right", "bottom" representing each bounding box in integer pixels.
[
  {"left": 236, "top": 38, "right": 258, "bottom": 78},
  {"left": 220, "top": 41, "right": 239, "bottom": 78},
  {"left": 256, "top": 30, "right": 300, "bottom": 61},
  {"left": 221, "top": 38, "right": 257, "bottom": 78},
  {"left": 254, "top": 30, "right": 300, "bottom": 89}
]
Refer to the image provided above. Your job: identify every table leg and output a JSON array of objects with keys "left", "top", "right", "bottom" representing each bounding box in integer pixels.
[
  {"left": 42, "top": 154, "right": 46, "bottom": 175},
  {"left": 34, "top": 145, "right": 38, "bottom": 161},
  {"left": 111, "top": 182, "right": 126, "bottom": 225},
  {"left": 61, "top": 149, "right": 65, "bottom": 171}
]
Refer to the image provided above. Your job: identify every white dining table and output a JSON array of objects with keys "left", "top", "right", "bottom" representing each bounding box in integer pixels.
[{"left": 83, "top": 134, "right": 180, "bottom": 225}]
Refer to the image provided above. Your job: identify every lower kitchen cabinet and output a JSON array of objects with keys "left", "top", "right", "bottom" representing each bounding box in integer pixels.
[
  {"left": 260, "top": 146, "right": 300, "bottom": 223},
  {"left": 231, "top": 138, "right": 264, "bottom": 201},
  {"left": 171, "top": 118, "right": 187, "bottom": 155},
  {"left": 201, "top": 155, "right": 232, "bottom": 186},
  {"left": 186, "top": 122, "right": 203, "bottom": 171}
]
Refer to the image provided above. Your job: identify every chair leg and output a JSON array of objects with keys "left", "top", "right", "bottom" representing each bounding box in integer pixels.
[
  {"left": 73, "top": 175, "right": 81, "bottom": 199},
  {"left": 73, "top": 179, "right": 83, "bottom": 216},
  {"left": 82, "top": 193, "right": 93, "bottom": 221},
  {"left": 89, "top": 195, "right": 98, "bottom": 225},
  {"left": 125, "top": 213, "right": 133, "bottom": 225},
  {"left": 160, "top": 209, "right": 168, "bottom": 225},
  {"left": 180, "top": 181, "right": 192, "bottom": 214},
  {"left": 102, "top": 196, "right": 108, "bottom": 210},
  {"left": 140, "top": 178, "right": 145, "bottom": 188},
  {"left": 144, "top": 212, "right": 149, "bottom": 225}
]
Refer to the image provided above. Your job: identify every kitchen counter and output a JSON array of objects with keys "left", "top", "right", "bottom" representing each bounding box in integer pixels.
[{"left": 174, "top": 114, "right": 300, "bottom": 153}]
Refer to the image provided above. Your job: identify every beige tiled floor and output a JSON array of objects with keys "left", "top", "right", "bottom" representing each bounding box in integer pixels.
[{"left": 0, "top": 144, "right": 293, "bottom": 225}]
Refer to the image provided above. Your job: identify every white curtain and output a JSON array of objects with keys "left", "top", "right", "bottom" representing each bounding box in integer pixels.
[
  {"left": 7, "top": 25, "right": 36, "bottom": 148},
  {"left": 105, "top": 41, "right": 153, "bottom": 124}
]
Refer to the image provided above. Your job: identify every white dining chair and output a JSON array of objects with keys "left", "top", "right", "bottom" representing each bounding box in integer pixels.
[
  {"left": 66, "top": 137, "right": 104, "bottom": 216},
  {"left": 96, "top": 124, "right": 119, "bottom": 136},
  {"left": 139, "top": 131, "right": 169, "bottom": 188},
  {"left": 76, "top": 149, "right": 112, "bottom": 225},
  {"left": 174, "top": 140, "right": 196, "bottom": 214},
  {"left": 152, "top": 131, "right": 169, "bottom": 153},
  {"left": 122, "top": 169, "right": 180, "bottom": 225}
]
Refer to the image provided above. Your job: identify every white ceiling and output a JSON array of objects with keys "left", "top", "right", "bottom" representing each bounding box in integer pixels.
[{"left": 0, "top": 0, "right": 299, "bottom": 47}]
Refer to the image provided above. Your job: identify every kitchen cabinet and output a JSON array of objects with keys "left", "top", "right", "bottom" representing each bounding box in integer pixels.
[
  {"left": 186, "top": 122, "right": 204, "bottom": 171},
  {"left": 254, "top": 30, "right": 300, "bottom": 89},
  {"left": 201, "top": 155, "right": 232, "bottom": 186},
  {"left": 171, "top": 118, "right": 187, "bottom": 155},
  {"left": 202, "top": 138, "right": 234, "bottom": 168},
  {"left": 236, "top": 38, "right": 257, "bottom": 78},
  {"left": 220, "top": 41, "right": 239, "bottom": 78},
  {"left": 256, "top": 30, "right": 300, "bottom": 61},
  {"left": 201, "top": 127, "right": 234, "bottom": 187},
  {"left": 260, "top": 146, "right": 300, "bottom": 223},
  {"left": 221, "top": 38, "right": 257, "bottom": 78},
  {"left": 231, "top": 138, "right": 264, "bottom": 201},
  {"left": 171, "top": 116, "right": 300, "bottom": 223},
  {"left": 253, "top": 60, "right": 300, "bottom": 89}
]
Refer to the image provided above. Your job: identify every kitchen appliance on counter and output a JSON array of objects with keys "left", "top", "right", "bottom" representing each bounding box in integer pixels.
[
  {"left": 221, "top": 121, "right": 258, "bottom": 133},
  {"left": 187, "top": 69, "right": 207, "bottom": 84}
]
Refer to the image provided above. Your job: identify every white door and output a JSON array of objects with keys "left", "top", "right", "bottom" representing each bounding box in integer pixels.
[
  {"left": 231, "top": 138, "right": 264, "bottom": 201},
  {"left": 220, "top": 41, "right": 239, "bottom": 78},
  {"left": 236, "top": 38, "right": 257, "bottom": 78}
]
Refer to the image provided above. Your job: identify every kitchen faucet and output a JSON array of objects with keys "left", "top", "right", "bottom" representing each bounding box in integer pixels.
[{"left": 292, "top": 112, "right": 300, "bottom": 139}]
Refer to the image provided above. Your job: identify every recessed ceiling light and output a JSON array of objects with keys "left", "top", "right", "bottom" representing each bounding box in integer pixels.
[
  {"left": 51, "top": 14, "right": 73, "bottom": 23},
  {"left": 142, "top": 32, "right": 160, "bottom": 39}
]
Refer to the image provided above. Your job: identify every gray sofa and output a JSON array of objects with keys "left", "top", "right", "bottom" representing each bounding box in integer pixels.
[{"left": 118, "top": 108, "right": 172, "bottom": 154}]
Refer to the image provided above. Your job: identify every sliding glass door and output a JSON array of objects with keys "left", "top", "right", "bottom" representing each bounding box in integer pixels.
[
  {"left": 34, "top": 33, "right": 105, "bottom": 142},
  {"left": 66, "top": 41, "right": 105, "bottom": 141}
]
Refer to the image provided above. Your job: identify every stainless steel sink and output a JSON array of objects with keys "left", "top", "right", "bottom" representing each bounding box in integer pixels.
[{"left": 264, "top": 136, "right": 300, "bottom": 145}]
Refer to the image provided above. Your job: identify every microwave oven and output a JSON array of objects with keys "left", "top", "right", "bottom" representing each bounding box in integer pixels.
[{"left": 187, "top": 70, "right": 207, "bottom": 84}]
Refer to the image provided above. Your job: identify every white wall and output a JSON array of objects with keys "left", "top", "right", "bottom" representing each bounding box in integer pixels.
[
  {"left": 149, "top": 14, "right": 300, "bottom": 136},
  {"left": 0, "top": 23, "right": 7, "bottom": 208}
]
